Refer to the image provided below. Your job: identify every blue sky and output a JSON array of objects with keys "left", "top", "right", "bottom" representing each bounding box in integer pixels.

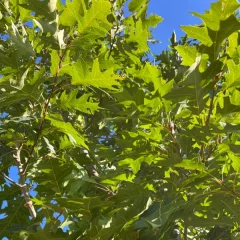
[{"left": 147, "top": 0, "right": 216, "bottom": 53}]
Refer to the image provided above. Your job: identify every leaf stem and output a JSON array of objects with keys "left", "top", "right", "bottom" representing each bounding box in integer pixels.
[
  {"left": 199, "top": 87, "right": 216, "bottom": 162},
  {"left": 205, "top": 88, "right": 215, "bottom": 127}
]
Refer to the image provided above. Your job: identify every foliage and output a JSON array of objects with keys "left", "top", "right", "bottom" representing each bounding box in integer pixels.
[{"left": 0, "top": 0, "right": 240, "bottom": 239}]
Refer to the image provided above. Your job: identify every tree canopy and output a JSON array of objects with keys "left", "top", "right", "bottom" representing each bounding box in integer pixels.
[{"left": 0, "top": 0, "right": 240, "bottom": 239}]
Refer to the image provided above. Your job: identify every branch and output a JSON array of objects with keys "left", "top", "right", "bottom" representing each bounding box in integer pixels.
[
  {"left": 200, "top": 86, "right": 216, "bottom": 162},
  {"left": 13, "top": 145, "right": 37, "bottom": 219},
  {"left": 108, "top": 24, "right": 119, "bottom": 59},
  {"left": 23, "top": 40, "right": 71, "bottom": 174},
  {"left": 108, "top": 10, "right": 123, "bottom": 59}
]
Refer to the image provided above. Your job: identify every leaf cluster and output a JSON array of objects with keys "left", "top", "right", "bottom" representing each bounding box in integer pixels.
[{"left": 0, "top": 0, "right": 240, "bottom": 240}]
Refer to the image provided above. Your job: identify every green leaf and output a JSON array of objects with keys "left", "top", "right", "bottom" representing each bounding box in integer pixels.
[
  {"left": 119, "top": 155, "right": 154, "bottom": 174},
  {"left": 227, "top": 31, "right": 240, "bottom": 60},
  {"left": 191, "top": 0, "right": 240, "bottom": 31},
  {"left": 174, "top": 159, "right": 205, "bottom": 171},
  {"left": 46, "top": 114, "right": 88, "bottom": 149},
  {"left": 230, "top": 89, "right": 240, "bottom": 106},
  {"left": 8, "top": 22, "right": 35, "bottom": 57},
  {"left": 97, "top": 184, "right": 151, "bottom": 238},
  {"left": 125, "top": 17, "right": 149, "bottom": 54},
  {"left": 78, "top": 0, "right": 112, "bottom": 37},
  {"left": 216, "top": 93, "right": 240, "bottom": 115},
  {"left": 10, "top": 67, "right": 29, "bottom": 90},
  {"left": 0, "top": 68, "right": 45, "bottom": 109},
  {"left": 50, "top": 50, "right": 60, "bottom": 76},
  {"left": 60, "top": 0, "right": 112, "bottom": 40},
  {"left": 175, "top": 45, "right": 198, "bottom": 66},
  {"left": 181, "top": 25, "right": 213, "bottom": 47},
  {"left": 166, "top": 56, "right": 209, "bottom": 112},
  {"left": 129, "top": 0, "right": 148, "bottom": 12},
  {"left": 59, "top": 0, "right": 84, "bottom": 27},
  {"left": 0, "top": 52, "right": 17, "bottom": 67},
  {"left": 33, "top": 18, "right": 57, "bottom": 35},
  {"left": 19, "top": 0, "right": 56, "bottom": 20},
  {"left": 141, "top": 198, "right": 187, "bottom": 229},
  {"left": 55, "top": 196, "right": 113, "bottom": 211},
  {"left": 130, "top": 62, "right": 172, "bottom": 96},
  {"left": 131, "top": 62, "right": 160, "bottom": 84},
  {"left": 58, "top": 89, "right": 100, "bottom": 114},
  {"left": 225, "top": 59, "right": 240, "bottom": 89},
  {"left": 207, "top": 15, "right": 240, "bottom": 59},
  {"left": 143, "top": 14, "right": 163, "bottom": 28},
  {"left": 11, "top": 0, "right": 32, "bottom": 22},
  {"left": 61, "top": 59, "right": 121, "bottom": 90}
]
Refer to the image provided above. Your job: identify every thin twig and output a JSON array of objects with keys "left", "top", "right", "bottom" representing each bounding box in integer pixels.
[
  {"left": 0, "top": 172, "right": 22, "bottom": 188},
  {"left": 95, "top": 184, "right": 115, "bottom": 196},
  {"left": 50, "top": 209, "right": 64, "bottom": 232}
]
